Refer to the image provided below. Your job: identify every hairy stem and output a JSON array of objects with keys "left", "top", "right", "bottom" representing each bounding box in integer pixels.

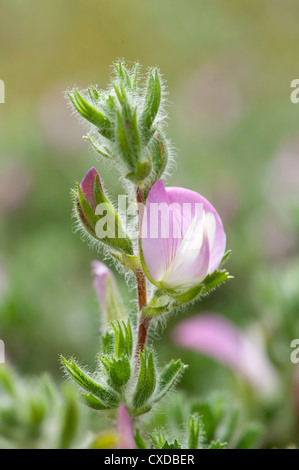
[{"left": 135, "top": 187, "right": 151, "bottom": 355}]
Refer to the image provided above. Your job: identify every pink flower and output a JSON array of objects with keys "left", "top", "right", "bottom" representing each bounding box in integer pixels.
[
  {"left": 173, "top": 313, "right": 278, "bottom": 397},
  {"left": 117, "top": 404, "right": 135, "bottom": 449},
  {"left": 141, "top": 180, "right": 226, "bottom": 289}
]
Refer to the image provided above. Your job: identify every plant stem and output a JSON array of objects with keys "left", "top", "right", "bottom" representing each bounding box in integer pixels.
[{"left": 135, "top": 187, "right": 151, "bottom": 355}]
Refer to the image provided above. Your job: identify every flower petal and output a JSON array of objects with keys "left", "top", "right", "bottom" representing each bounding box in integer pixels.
[
  {"left": 163, "top": 209, "right": 210, "bottom": 288},
  {"left": 166, "top": 187, "right": 226, "bottom": 273},
  {"left": 141, "top": 180, "right": 181, "bottom": 283}
]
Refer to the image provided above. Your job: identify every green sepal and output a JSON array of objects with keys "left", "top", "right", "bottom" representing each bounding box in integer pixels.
[
  {"left": 93, "top": 177, "right": 133, "bottom": 255},
  {"left": 141, "top": 289, "right": 171, "bottom": 318},
  {"left": 60, "top": 356, "right": 119, "bottom": 407},
  {"left": 126, "top": 158, "right": 152, "bottom": 186},
  {"left": 77, "top": 183, "right": 98, "bottom": 234},
  {"left": 152, "top": 359, "right": 186, "bottom": 404},
  {"left": 68, "top": 90, "right": 112, "bottom": 139},
  {"left": 132, "top": 347, "right": 156, "bottom": 409},
  {"left": 201, "top": 269, "right": 233, "bottom": 296},
  {"left": 165, "top": 284, "right": 203, "bottom": 303}
]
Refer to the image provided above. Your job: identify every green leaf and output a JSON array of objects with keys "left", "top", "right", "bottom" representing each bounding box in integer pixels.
[
  {"left": 61, "top": 356, "right": 119, "bottom": 407},
  {"left": 153, "top": 359, "right": 186, "bottom": 404},
  {"left": 68, "top": 90, "right": 112, "bottom": 139},
  {"left": 116, "top": 110, "right": 136, "bottom": 171},
  {"left": 102, "top": 331, "right": 115, "bottom": 355},
  {"left": 134, "top": 428, "right": 149, "bottom": 449},
  {"left": 132, "top": 347, "right": 156, "bottom": 409},
  {"left": 149, "top": 431, "right": 181, "bottom": 449},
  {"left": 87, "top": 87, "right": 99, "bottom": 106},
  {"left": 208, "top": 440, "right": 227, "bottom": 449},
  {"left": 111, "top": 320, "right": 133, "bottom": 359},
  {"left": 81, "top": 393, "right": 109, "bottom": 410},
  {"left": 114, "top": 62, "right": 132, "bottom": 90},
  {"left": 140, "top": 69, "right": 161, "bottom": 144},
  {"left": 188, "top": 414, "right": 201, "bottom": 449},
  {"left": 58, "top": 386, "right": 80, "bottom": 449},
  {"left": 162, "top": 440, "right": 181, "bottom": 449},
  {"left": 84, "top": 134, "right": 111, "bottom": 159},
  {"left": 149, "top": 131, "right": 168, "bottom": 180},
  {"left": 99, "top": 356, "right": 131, "bottom": 388},
  {"left": 220, "top": 249, "right": 231, "bottom": 266},
  {"left": 235, "top": 423, "right": 263, "bottom": 449}
]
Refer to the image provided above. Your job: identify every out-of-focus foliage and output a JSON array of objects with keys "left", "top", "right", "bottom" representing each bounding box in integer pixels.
[{"left": 0, "top": 0, "right": 299, "bottom": 448}]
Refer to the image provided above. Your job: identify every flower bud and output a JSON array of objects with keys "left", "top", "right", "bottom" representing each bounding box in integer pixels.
[
  {"left": 92, "top": 260, "right": 125, "bottom": 324},
  {"left": 76, "top": 167, "right": 133, "bottom": 254}
]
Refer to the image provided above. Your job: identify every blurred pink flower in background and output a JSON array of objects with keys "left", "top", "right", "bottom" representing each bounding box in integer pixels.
[
  {"left": 267, "top": 138, "right": 299, "bottom": 200},
  {"left": 0, "top": 163, "right": 33, "bottom": 215},
  {"left": 117, "top": 404, "right": 135, "bottom": 449},
  {"left": 178, "top": 59, "right": 244, "bottom": 137},
  {"left": 39, "top": 85, "right": 85, "bottom": 153},
  {"left": 173, "top": 313, "right": 279, "bottom": 397},
  {"left": 141, "top": 180, "right": 226, "bottom": 289}
]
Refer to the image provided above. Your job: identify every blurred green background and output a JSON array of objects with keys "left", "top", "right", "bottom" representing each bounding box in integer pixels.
[{"left": 1, "top": 0, "right": 299, "bottom": 447}]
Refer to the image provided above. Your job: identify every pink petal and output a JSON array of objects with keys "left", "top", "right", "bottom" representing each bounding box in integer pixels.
[
  {"left": 117, "top": 404, "right": 135, "bottom": 449},
  {"left": 173, "top": 313, "right": 278, "bottom": 396},
  {"left": 163, "top": 210, "right": 210, "bottom": 288},
  {"left": 166, "top": 187, "right": 226, "bottom": 274},
  {"left": 141, "top": 180, "right": 181, "bottom": 282}
]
